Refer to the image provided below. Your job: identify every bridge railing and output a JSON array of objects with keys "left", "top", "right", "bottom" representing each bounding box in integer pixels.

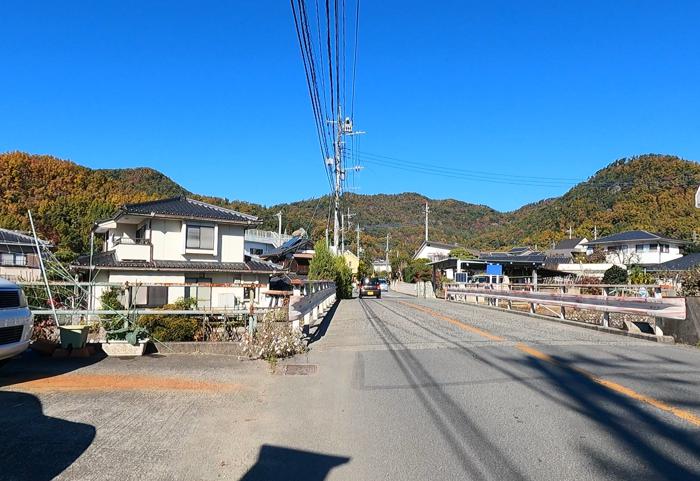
[
  {"left": 288, "top": 281, "right": 336, "bottom": 332},
  {"left": 444, "top": 282, "right": 685, "bottom": 336}
]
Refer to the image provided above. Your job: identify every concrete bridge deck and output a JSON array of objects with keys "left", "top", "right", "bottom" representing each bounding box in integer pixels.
[{"left": 2, "top": 290, "right": 700, "bottom": 480}]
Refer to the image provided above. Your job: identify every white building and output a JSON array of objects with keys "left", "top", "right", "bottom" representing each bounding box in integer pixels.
[
  {"left": 72, "top": 197, "right": 284, "bottom": 309},
  {"left": 372, "top": 259, "right": 392, "bottom": 274},
  {"left": 413, "top": 240, "right": 461, "bottom": 262},
  {"left": 244, "top": 229, "right": 293, "bottom": 256},
  {"left": 583, "top": 230, "right": 685, "bottom": 266}
]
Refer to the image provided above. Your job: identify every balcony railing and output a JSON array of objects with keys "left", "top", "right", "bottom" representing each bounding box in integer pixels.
[
  {"left": 245, "top": 229, "right": 294, "bottom": 247},
  {"left": 113, "top": 237, "right": 151, "bottom": 246}
]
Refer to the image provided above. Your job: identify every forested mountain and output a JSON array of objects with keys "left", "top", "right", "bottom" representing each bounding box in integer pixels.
[{"left": 1, "top": 151, "right": 698, "bottom": 260}]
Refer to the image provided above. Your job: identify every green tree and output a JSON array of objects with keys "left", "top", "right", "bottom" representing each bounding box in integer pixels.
[
  {"left": 602, "top": 265, "right": 628, "bottom": 284},
  {"left": 402, "top": 258, "right": 432, "bottom": 282},
  {"left": 308, "top": 240, "right": 353, "bottom": 299},
  {"left": 449, "top": 247, "right": 475, "bottom": 259}
]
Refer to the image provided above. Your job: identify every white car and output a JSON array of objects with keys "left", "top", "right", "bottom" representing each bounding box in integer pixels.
[{"left": 0, "top": 277, "right": 32, "bottom": 367}]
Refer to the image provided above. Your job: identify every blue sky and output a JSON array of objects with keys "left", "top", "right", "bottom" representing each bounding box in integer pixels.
[{"left": 1, "top": 1, "right": 699, "bottom": 212}]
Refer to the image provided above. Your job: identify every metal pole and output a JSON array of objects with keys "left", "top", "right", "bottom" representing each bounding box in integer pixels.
[
  {"left": 424, "top": 202, "right": 429, "bottom": 242},
  {"left": 356, "top": 223, "right": 360, "bottom": 258},
  {"left": 28, "top": 210, "right": 60, "bottom": 328},
  {"left": 332, "top": 107, "right": 342, "bottom": 252},
  {"left": 276, "top": 211, "right": 282, "bottom": 245},
  {"left": 385, "top": 234, "right": 390, "bottom": 272},
  {"left": 88, "top": 231, "right": 95, "bottom": 312},
  {"left": 341, "top": 210, "right": 345, "bottom": 254}
]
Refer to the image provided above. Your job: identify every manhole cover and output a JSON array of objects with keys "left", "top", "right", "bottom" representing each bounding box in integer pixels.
[{"left": 284, "top": 364, "right": 318, "bottom": 375}]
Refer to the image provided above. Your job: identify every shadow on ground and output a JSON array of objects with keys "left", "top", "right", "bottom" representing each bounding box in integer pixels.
[
  {"left": 239, "top": 444, "right": 350, "bottom": 481},
  {"left": 368, "top": 299, "right": 700, "bottom": 481},
  {"left": 0, "top": 390, "right": 95, "bottom": 481},
  {"left": 0, "top": 348, "right": 106, "bottom": 388},
  {"left": 306, "top": 301, "right": 339, "bottom": 345}
]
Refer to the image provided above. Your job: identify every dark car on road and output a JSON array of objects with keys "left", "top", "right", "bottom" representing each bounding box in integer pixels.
[{"left": 359, "top": 277, "right": 382, "bottom": 299}]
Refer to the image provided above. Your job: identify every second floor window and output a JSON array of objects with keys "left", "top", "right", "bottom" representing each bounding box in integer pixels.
[
  {"left": 186, "top": 225, "right": 215, "bottom": 250},
  {"left": 660, "top": 244, "right": 670, "bottom": 253}
]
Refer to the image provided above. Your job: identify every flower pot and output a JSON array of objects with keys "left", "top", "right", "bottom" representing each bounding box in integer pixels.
[
  {"left": 101, "top": 339, "right": 149, "bottom": 357},
  {"left": 59, "top": 325, "right": 89, "bottom": 350}
]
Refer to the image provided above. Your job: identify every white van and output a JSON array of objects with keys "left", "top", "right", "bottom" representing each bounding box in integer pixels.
[{"left": 0, "top": 277, "right": 33, "bottom": 367}]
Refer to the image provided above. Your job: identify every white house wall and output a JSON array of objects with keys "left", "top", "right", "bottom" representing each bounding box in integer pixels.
[
  {"left": 219, "top": 225, "right": 245, "bottom": 263},
  {"left": 592, "top": 243, "right": 683, "bottom": 265},
  {"left": 415, "top": 245, "right": 451, "bottom": 261}
]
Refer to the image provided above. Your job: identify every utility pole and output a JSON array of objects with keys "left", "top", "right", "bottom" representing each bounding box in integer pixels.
[
  {"left": 275, "top": 211, "right": 282, "bottom": 245},
  {"left": 341, "top": 207, "right": 355, "bottom": 254},
  {"left": 568, "top": 225, "right": 572, "bottom": 240},
  {"left": 385, "top": 234, "right": 390, "bottom": 271},
  {"left": 593, "top": 225, "right": 598, "bottom": 240},
  {"left": 356, "top": 223, "right": 360, "bottom": 258},
  {"left": 424, "top": 201, "right": 430, "bottom": 242},
  {"left": 329, "top": 108, "right": 364, "bottom": 253}
]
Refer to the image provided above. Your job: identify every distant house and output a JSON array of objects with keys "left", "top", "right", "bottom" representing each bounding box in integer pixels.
[
  {"left": 583, "top": 230, "right": 685, "bottom": 265},
  {"left": 646, "top": 252, "right": 700, "bottom": 273},
  {"left": 372, "top": 259, "right": 392, "bottom": 274},
  {"left": 413, "top": 240, "right": 462, "bottom": 262},
  {"left": 71, "top": 197, "right": 283, "bottom": 308},
  {"left": 259, "top": 236, "right": 315, "bottom": 278},
  {"left": 552, "top": 237, "right": 588, "bottom": 255},
  {"left": 342, "top": 251, "right": 360, "bottom": 275},
  {"left": 0, "top": 228, "right": 50, "bottom": 281},
  {"left": 244, "top": 229, "right": 294, "bottom": 256}
]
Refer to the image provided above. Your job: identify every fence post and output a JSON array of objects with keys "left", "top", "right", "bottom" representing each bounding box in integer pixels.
[
  {"left": 602, "top": 311, "right": 610, "bottom": 328},
  {"left": 559, "top": 286, "right": 566, "bottom": 319}
]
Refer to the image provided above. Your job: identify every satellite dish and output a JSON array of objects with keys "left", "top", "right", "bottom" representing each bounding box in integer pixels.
[{"left": 696, "top": 186, "right": 700, "bottom": 208}]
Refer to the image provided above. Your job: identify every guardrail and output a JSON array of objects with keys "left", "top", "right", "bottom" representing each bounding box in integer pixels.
[
  {"left": 444, "top": 283, "right": 686, "bottom": 335},
  {"left": 288, "top": 281, "right": 336, "bottom": 331}
]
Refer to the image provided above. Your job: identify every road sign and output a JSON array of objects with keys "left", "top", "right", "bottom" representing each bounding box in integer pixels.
[{"left": 486, "top": 263, "right": 503, "bottom": 276}]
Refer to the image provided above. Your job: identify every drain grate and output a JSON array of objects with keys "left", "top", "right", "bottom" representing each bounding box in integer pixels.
[{"left": 284, "top": 364, "right": 318, "bottom": 376}]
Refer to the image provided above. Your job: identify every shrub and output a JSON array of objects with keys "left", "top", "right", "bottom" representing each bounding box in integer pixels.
[
  {"left": 628, "top": 265, "right": 654, "bottom": 285},
  {"left": 137, "top": 297, "right": 201, "bottom": 342},
  {"left": 579, "top": 276, "right": 602, "bottom": 295},
  {"left": 602, "top": 265, "right": 628, "bottom": 285},
  {"left": 100, "top": 286, "right": 126, "bottom": 331},
  {"left": 240, "top": 320, "right": 306, "bottom": 363},
  {"left": 680, "top": 267, "right": 700, "bottom": 296}
]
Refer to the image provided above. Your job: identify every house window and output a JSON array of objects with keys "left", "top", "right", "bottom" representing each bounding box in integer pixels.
[
  {"left": 607, "top": 246, "right": 617, "bottom": 252},
  {"left": 250, "top": 248, "right": 264, "bottom": 256},
  {"left": 660, "top": 244, "right": 670, "bottom": 253},
  {"left": 186, "top": 225, "right": 215, "bottom": 250},
  {"left": 147, "top": 286, "right": 168, "bottom": 307},
  {"left": 135, "top": 224, "right": 147, "bottom": 243},
  {"left": 133, "top": 286, "right": 168, "bottom": 307},
  {"left": 649, "top": 244, "right": 658, "bottom": 251},
  {"left": 0, "top": 253, "right": 26, "bottom": 266},
  {"left": 635, "top": 244, "right": 644, "bottom": 253},
  {"left": 184, "top": 277, "right": 212, "bottom": 308}
]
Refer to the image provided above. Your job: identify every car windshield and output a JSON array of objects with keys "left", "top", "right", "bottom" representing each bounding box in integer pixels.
[{"left": 363, "top": 278, "right": 380, "bottom": 285}]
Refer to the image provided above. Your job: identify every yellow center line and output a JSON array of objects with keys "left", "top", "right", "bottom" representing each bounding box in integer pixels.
[
  {"left": 398, "top": 300, "right": 505, "bottom": 342},
  {"left": 396, "top": 299, "right": 700, "bottom": 428}
]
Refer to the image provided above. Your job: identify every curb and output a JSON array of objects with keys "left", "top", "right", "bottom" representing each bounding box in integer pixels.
[
  {"left": 445, "top": 299, "right": 675, "bottom": 344},
  {"left": 153, "top": 341, "right": 245, "bottom": 356}
]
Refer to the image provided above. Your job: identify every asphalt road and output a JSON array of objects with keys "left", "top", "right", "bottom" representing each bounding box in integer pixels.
[{"left": 2, "top": 291, "right": 700, "bottom": 480}]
